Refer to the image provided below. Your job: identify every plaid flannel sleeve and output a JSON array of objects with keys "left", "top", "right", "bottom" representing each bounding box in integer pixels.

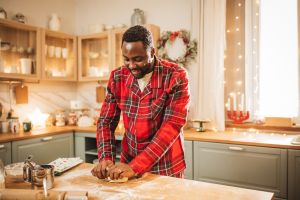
[
  {"left": 129, "top": 70, "right": 190, "bottom": 176},
  {"left": 97, "top": 73, "right": 121, "bottom": 163}
]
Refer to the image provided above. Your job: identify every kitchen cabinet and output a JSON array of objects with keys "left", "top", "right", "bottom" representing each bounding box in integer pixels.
[
  {"left": 41, "top": 28, "right": 77, "bottom": 81},
  {"left": 0, "top": 18, "right": 41, "bottom": 80},
  {"left": 184, "top": 140, "right": 193, "bottom": 180},
  {"left": 111, "top": 24, "right": 160, "bottom": 71},
  {"left": 78, "top": 31, "right": 112, "bottom": 81},
  {"left": 75, "top": 132, "right": 123, "bottom": 164},
  {"left": 0, "top": 142, "right": 11, "bottom": 166},
  {"left": 288, "top": 149, "right": 300, "bottom": 200},
  {"left": 194, "top": 141, "right": 287, "bottom": 199},
  {"left": 12, "top": 132, "right": 74, "bottom": 164}
]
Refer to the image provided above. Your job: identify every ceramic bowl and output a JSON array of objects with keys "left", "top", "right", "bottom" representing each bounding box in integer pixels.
[
  {"left": 88, "top": 52, "right": 100, "bottom": 59},
  {"left": 116, "top": 23, "right": 125, "bottom": 29},
  {"left": 5, "top": 162, "right": 35, "bottom": 182},
  {"left": 0, "top": 42, "right": 10, "bottom": 51},
  {"left": 105, "top": 25, "right": 114, "bottom": 30}
]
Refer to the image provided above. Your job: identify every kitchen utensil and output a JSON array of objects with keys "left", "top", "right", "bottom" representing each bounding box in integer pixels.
[
  {"left": 88, "top": 66, "right": 98, "bottom": 76},
  {"left": 49, "top": 157, "right": 82, "bottom": 176},
  {"left": 5, "top": 162, "right": 25, "bottom": 182},
  {"left": 25, "top": 159, "right": 44, "bottom": 171},
  {"left": 31, "top": 165, "right": 55, "bottom": 190},
  {"left": 20, "top": 58, "right": 35, "bottom": 74},
  {"left": 11, "top": 45, "right": 17, "bottom": 52},
  {"left": 9, "top": 65, "right": 19, "bottom": 73},
  {"left": 78, "top": 116, "right": 93, "bottom": 127},
  {"left": 18, "top": 46, "right": 24, "bottom": 53},
  {"left": 10, "top": 120, "right": 20, "bottom": 133},
  {"left": 88, "top": 23, "right": 105, "bottom": 34},
  {"left": 15, "top": 12, "right": 26, "bottom": 23},
  {"left": 48, "top": 46, "right": 55, "bottom": 57},
  {"left": 55, "top": 47, "right": 61, "bottom": 58},
  {"left": 16, "top": 85, "right": 28, "bottom": 104},
  {"left": 0, "top": 6, "right": 7, "bottom": 19},
  {"left": 0, "top": 59, "right": 6, "bottom": 73},
  {"left": 105, "top": 25, "right": 114, "bottom": 30},
  {"left": 27, "top": 47, "right": 33, "bottom": 54},
  {"left": 96, "top": 87, "right": 105, "bottom": 103},
  {"left": 0, "top": 42, "right": 10, "bottom": 51},
  {"left": 0, "top": 121, "right": 9, "bottom": 133},
  {"left": 62, "top": 48, "right": 68, "bottom": 58},
  {"left": 46, "top": 68, "right": 53, "bottom": 76},
  {"left": 116, "top": 23, "right": 125, "bottom": 28},
  {"left": 131, "top": 8, "right": 145, "bottom": 26},
  {"left": 68, "top": 112, "right": 77, "bottom": 126},
  {"left": 23, "top": 121, "right": 32, "bottom": 132},
  {"left": 24, "top": 155, "right": 33, "bottom": 164}
]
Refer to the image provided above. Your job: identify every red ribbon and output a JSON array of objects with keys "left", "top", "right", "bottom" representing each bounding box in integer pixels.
[{"left": 170, "top": 32, "right": 179, "bottom": 41}]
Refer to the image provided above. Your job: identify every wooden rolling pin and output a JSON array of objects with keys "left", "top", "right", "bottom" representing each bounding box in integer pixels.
[{"left": 0, "top": 189, "right": 88, "bottom": 200}]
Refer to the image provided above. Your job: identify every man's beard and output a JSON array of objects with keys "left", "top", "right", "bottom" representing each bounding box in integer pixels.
[{"left": 127, "top": 62, "right": 152, "bottom": 79}]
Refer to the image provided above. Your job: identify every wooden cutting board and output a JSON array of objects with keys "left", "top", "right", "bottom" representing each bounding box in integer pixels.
[
  {"left": 96, "top": 87, "right": 105, "bottom": 103},
  {"left": 15, "top": 86, "right": 28, "bottom": 104}
]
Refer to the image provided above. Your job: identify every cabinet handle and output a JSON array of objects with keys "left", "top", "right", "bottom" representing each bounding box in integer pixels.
[
  {"left": 229, "top": 146, "right": 245, "bottom": 151},
  {"left": 41, "top": 137, "right": 53, "bottom": 141},
  {"left": 0, "top": 145, "right": 4, "bottom": 149}
]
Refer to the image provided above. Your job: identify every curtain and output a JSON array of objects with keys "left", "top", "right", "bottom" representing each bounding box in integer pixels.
[{"left": 190, "top": 0, "right": 226, "bottom": 131}]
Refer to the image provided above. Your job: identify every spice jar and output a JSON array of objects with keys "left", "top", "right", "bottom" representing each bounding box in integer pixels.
[
  {"left": 68, "top": 109, "right": 77, "bottom": 126},
  {"left": 93, "top": 108, "right": 101, "bottom": 125},
  {"left": 55, "top": 110, "right": 66, "bottom": 126}
]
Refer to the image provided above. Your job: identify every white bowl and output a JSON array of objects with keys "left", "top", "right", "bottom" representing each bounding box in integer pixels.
[
  {"left": 88, "top": 52, "right": 100, "bottom": 59},
  {"left": 116, "top": 23, "right": 125, "bottom": 29},
  {"left": 105, "top": 25, "right": 114, "bottom": 30},
  {"left": 88, "top": 23, "right": 105, "bottom": 34}
]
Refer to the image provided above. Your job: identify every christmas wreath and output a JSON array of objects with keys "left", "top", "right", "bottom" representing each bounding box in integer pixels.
[{"left": 157, "top": 29, "right": 198, "bottom": 67}]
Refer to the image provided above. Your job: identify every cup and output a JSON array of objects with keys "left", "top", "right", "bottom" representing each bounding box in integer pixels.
[
  {"left": 62, "top": 48, "right": 68, "bottom": 58},
  {"left": 18, "top": 46, "right": 24, "bottom": 53},
  {"left": 103, "top": 71, "right": 109, "bottom": 76},
  {"left": 27, "top": 47, "right": 33, "bottom": 54},
  {"left": 46, "top": 68, "right": 53, "bottom": 76},
  {"left": 10, "top": 122, "right": 20, "bottom": 133},
  {"left": 9, "top": 65, "right": 19, "bottom": 73},
  {"left": 45, "top": 45, "right": 48, "bottom": 55},
  {"left": 23, "top": 122, "right": 32, "bottom": 132},
  {"left": 55, "top": 47, "right": 61, "bottom": 58},
  {"left": 12, "top": 45, "right": 17, "bottom": 52},
  {"left": 20, "top": 58, "right": 35, "bottom": 74},
  {"left": 0, "top": 59, "right": 6, "bottom": 73},
  {"left": 48, "top": 46, "right": 55, "bottom": 57},
  {"left": 0, "top": 121, "right": 9, "bottom": 133},
  {"left": 89, "top": 66, "right": 98, "bottom": 77}
]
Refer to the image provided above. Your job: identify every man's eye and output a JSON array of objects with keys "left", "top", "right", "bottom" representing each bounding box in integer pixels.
[{"left": 135, "top": 59, "right": 142, "bottom": 62}]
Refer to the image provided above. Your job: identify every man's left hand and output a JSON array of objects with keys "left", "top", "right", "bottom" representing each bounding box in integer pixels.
[{"left": 107, "top": 163, "right": 135, "bottom": 180}]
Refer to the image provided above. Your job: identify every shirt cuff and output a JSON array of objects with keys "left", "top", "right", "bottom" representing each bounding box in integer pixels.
[{"left": 129, "top": 160, "right": 143, "bottom": 177}]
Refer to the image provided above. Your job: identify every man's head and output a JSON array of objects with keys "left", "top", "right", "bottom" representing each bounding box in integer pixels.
[{"left": 121, "top": 25, "right": 155, "bottom": 79}]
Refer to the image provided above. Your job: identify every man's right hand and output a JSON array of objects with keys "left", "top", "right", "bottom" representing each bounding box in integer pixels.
[{"left": 91, "top": 160, "right": 114, "bottom": 179}]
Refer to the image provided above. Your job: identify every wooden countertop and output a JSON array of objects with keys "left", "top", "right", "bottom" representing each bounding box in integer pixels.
[
  {"left": 1, "top": 126, "right": 300, "bottom": 149},
  {"left": 5, "top": 163, "right": 274, "bottom": 200}
]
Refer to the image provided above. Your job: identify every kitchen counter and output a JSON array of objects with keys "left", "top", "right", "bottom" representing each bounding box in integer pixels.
[{"left": 5, "top": 163, "right": 274, "bottom": 200}]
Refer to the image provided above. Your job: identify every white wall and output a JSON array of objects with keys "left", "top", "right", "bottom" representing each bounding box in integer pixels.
[{"left": 0, "top": 0, "right": 77, "bottom": 34}]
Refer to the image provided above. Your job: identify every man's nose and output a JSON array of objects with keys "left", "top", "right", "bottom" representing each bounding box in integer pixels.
[{"left": 128, "top": 61, "right": 135, "bottom": 69}]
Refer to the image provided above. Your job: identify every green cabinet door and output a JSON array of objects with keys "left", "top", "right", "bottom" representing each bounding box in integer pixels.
[
  {"left": 0, "top": 142, "right": 12, "bottom": 166},
  {"left": 184, "top": 140, "right": 193, "bottom": 180},
  {"left": 12, "top": 132, "right": 74, "bottom": 164},
  {"left": 194, "top": 141, "right": 287, "bottom": 199},
  {"left": 288, "top": 149, "right": 300, "bottom": 200}
]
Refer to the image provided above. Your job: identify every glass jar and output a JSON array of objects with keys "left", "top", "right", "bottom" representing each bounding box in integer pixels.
[
  {"left": 253, "top": 111, "right": 265, "bottom": 125},
  {"left": 55, "top": 110, "right": 66, "bottom": 126},
  {"left": 82, "top": 109, "right": 91, "bottom": 117},
  {"left": 7, "top": 117, "right": 19, "bottom": 130},
  {"left": 93, "top": 108, "right": 101, "bottom": 125},
  {"left": 68, "top": 112, "right": 77, "bottom": 126}
]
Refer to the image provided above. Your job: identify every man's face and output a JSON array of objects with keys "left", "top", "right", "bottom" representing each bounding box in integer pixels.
[{"left": 122, "top": 41, "right": 154, "bottom": 79}]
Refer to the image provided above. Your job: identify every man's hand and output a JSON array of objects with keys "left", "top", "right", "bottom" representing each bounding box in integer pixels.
[
  {"left": 91, "top": 160, "right": 114, "bottom": 179},
  {"left": 107, "top": 163, "right": 135, "bottom": 180}
]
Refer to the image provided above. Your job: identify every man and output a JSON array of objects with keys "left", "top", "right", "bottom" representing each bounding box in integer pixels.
[{"left": 91, "top": 25, "right": 190, "bottom": 180}]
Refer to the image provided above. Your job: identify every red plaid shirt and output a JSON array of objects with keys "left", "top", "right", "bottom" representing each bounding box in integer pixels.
[{"left": 97, "top": 56, "right": 190, "bottom": 177}]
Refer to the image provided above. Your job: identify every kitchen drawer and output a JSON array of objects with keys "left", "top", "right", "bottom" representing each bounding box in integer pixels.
[
  {"left": 12, "top": 132, "right": 74, "bottom": 164},
  {"left": 194, "top": 141, "right": 287, "bottom": 199},
  {"left": 184, "top": 140, "right": 193, "bottom": 180},
  {"left": 288, "top": 149, "right": 300, "bottom": 200},
  {"left": 0, "top": 142, "right": 12, "bottom": 166}
]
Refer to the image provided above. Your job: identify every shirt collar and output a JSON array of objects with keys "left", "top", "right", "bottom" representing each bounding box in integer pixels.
[{"left": 126, "top": 55, "right": 162, "bottom": 89}]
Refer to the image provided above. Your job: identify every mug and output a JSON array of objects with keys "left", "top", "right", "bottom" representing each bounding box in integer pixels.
[
  {"left": 0, "top": 121, "right": 9, "bottom": 133},
  {"left": 27, "top": 47, "right": 33, "bottom": 54},
  {"left": 10, "top": 122, "right": 20, "bottom": 133},
  {"left": 12, "top": 45, "right": 17, "bottom": 52},
  {"left": 18, "top": 46, "right": 24, "bottom": 53},
  {"left": 9, "top": 65, "right": 19, "bottom": 73},
  {"left": 48, "top": 46, "right": 55, "bottom": 57},
  {"left": 89, "top": 66, "right": 98, "bottom": 77},
  {"left": 55, "top": 47, "right": 61, "bottom": 58},
  {"left": 62, "top": 48, "right": 68, "bottom": 58},
  {"left": 20, "top": 58, "right": 35, "bottom": 74},
  {"left": 23, "top": 122, "right": 32, "bottom": 132},
  {"left": 0, "top": 59, "right": 6, "bottom": 73}
]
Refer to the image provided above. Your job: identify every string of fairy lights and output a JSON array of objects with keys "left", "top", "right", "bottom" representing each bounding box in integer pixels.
[{"left": 224, "top": 0, "right": 260, "bottom": 119}]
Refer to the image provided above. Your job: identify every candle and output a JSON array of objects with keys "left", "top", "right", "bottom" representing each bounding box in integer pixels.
[
  {"left": 248, "top": 98, "right": 251, "bottom": 111},
  {"left": 233, "top": 93, "right": 236, "bottom": 110},
  {"left": 228, "top": 98, "right": 230, "bottom": 111},
  {"left": 241, "top": 93, "right": 244, "bottom": 112}
]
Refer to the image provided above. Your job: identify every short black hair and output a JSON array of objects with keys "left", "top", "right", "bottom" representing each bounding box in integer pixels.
[{"left": 121, "top": 25, "right": 153, "bottom": 51}]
